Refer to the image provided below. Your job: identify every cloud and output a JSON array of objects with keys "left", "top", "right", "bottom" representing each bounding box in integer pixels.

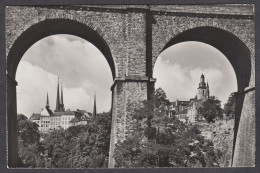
[
  {"left": 16, "top": 61, "right": 111, "bottom": 118},
  {"left": 154, "top": 42, "right": 237, "bottom": 106},
  {"left": 22, "top": 34, "right": 113, "bottom": 89},
  {"left": 17, "top": 37, "right": 237, "bottom": 117},
  {"left": 63, "top": 87, "right": 91, "bottom": 111},
  {"left": 160, "top": 41, "right": 226, "bottom": 69},
  {"left": 17, "top": 35, "right": 114, "bottom": 117}
]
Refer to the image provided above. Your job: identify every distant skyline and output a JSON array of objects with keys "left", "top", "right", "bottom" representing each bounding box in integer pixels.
[{"left": 17, "top": 35, "right": 237, "bottom": 117}]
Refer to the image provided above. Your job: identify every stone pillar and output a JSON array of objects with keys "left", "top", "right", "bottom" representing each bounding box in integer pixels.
[
  {"left": 108, "top": 8, "right": 155, "bottom": 168},
  {"left": 7, "top": 74, "right": 19, "bottom": 167},
  {"left": 232, "top": 87, "right": 255, "bottom": 167},
  {"left": 108, "top": 77, "right": 155, "bottom": 168}
]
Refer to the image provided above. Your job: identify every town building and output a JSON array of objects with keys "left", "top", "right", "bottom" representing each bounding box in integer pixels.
[
  {"left": 29, "top": 78, "right": 96, "bottom": 132},
  {"left": 70, "top": 109, "right": 92, "bottom": 126},
  {"left": 170, "top": 74, "right": 210, "bottom": 123},
  {"left": 168, "top": 100, "right": 189, "bottom": 117}
]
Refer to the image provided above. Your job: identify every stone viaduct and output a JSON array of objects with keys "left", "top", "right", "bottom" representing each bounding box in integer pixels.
[{"left": 6, "top": 5, "right": 255, "bottom": 168}]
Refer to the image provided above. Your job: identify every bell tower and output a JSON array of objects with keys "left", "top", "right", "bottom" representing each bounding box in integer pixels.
[{"left": 197, "top": 73, "right": 209, "bottom": 100}]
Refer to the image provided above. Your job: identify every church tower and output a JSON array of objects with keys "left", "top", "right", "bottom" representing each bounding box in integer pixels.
[
  {"left": 60, "top": 82, "right": 65, "bottom": 111},
  {"left": 206, "top": 81, "right": 210, "bottom": 98},
  {"left": 197, "top": 73, "right": 210, "bottom": 100},
  {"left": 93, "top": 92, "right": 97, "bottom": 118},
  {"left": 46, "top": 92, "right": 50, "bottom": 109},
  {"left": 55, "top": 78, "right": 61, "bottom": 112}
]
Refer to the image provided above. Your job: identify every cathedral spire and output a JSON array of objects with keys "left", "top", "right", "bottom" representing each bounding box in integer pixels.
[
  {"left": 93, "top": 92, "right": 97, "bottom": 118},
  {"left": 55, "top": 77, "right": 61, "bottom": 112},
  {"left": 60, "top": 82, "right": 65, "bottom": 111},
  {"left": 46, "top": 92, "right": 49, "bottom": 109}
]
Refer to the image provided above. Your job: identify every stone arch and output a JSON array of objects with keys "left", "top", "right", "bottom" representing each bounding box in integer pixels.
[
  {"left": 157, "top": 26, "right": 251, "bottom": 92},
  {"left": 153, "top": 26, "right": 253, "bottom": 166},
  {"left": 6, "top": 18, "right": 116, "bottom": 167},
  {"left": 7, "top": 18, "right": 117, "bottom": 80}
]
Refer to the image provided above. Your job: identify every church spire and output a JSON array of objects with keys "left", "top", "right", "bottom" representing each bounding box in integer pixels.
[
  {"left": 55, "top": 77, "right": 61, "bottom": 112},
  {"left": 200, "top": 73, "right": 205, "bottom": 82},
  {"left": 46, "top": 92, "right": 49, "bottom": 109},
  {"left": 198, "top": 73, "right": 206, "bottom": 89},
  {"left": 93, "top": 92, "right": 97, "bottom": 118},
  {"left": 207, "top": 81, "right": 210, "bottom": 98},
  {"left": 60, "top": 82, "right": 65, "bottom": 111}
]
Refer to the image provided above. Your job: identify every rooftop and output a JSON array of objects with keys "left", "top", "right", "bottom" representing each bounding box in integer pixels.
[
  {"left": 29, "top": 113, "right": 41, "bottom": 120},
  {"left": 175, "top": 109, "right": 188, "bottom": 115}
]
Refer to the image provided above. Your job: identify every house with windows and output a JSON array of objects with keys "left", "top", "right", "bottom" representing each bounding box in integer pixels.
[
  {"left": 170, "top": 74, "right": 210, "bottom": 123},
  {"left": 29, "top": 78, "right": 96, "bottom": 132}
]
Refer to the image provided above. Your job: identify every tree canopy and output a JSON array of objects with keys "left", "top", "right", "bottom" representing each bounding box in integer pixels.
[
  {"left": 17, "top": 112, "right": 111, "bottom": 168},
  {"left": 114, "top": 89, "right": 222, "bottom": 168},
  {"left": 154, "top": 87, "right": 170, "bottom": 109},
  {"left": 17, "top": 88, "right": 226, "bottom": 168},
  {"left": 223, "top": 92, "right": 236, "bottom": 118},
  {"left": 42, "top": 111, "right": 111, "bottom": 168},
  {"left": 198, "top": 96, "right": 223, "bottom": 123},
  {"left": 17, "top": 114, "right": 45, "bottom": 167}
]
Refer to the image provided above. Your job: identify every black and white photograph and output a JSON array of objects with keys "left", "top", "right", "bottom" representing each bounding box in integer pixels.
[{"left": 5, "top": 4, "right": 255, "bottom": 169}]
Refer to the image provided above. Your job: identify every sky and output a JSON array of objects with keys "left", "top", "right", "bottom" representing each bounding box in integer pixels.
[
  {"left": 16, "top": 35, "right": 237, "bottom": 118},
  {"left": 16, "top": 35, "right": 113, "bottom": 117},
  {"left": 154, "top": 41, "right": 237, "bottom": 106}
]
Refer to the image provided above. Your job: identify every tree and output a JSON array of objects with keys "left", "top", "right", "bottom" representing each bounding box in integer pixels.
[
  {"left": 114, "top": 88, "right": 221, "bottom": 168},
  {"left": 198, "top": 96, "right": 223, "bottom": 123},
  {"left": 115, "top": 103, "right": 221, "bottom": 167},
  {"left": 17, "top": 114, "right": 45, "bottom": 167},
  {"left": 223, "top": 92, "right": 236, "bottom": 118},
  {"left": 154, "top": 87, "right": 170, "bottom": 110},
  {"left": 42, "top": 111, "right": 112, "bottom": 168},
  {"left": 17, "top": 114, "right": 40, "bottom": 145}
]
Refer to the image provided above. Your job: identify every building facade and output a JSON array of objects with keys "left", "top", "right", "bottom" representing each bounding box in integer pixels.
[
  {"left": 29, "top": 79, "right": 95, "bottom": 132},
  {"left": 171, "top": 74, "right": 210, "bottom": 123}
]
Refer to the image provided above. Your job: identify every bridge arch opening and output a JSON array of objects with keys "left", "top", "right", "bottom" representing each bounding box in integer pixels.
[
  {"left": 7, "top": 19, "right": 117, "bottom": 80},
  {"left": 7, "top": 19, "right": 116, "bottom": 167},
  {"left": 16, "top": 34, "right": 113, "bottom": 119},
  {"left": 153, "top": 26, "right": 251, "bottom": 166},
  {"left": 154, "top": 41, "right": 237, "bottom": 107},
  {"left": 158, "top": 26, "right": 251, "bottom": 92}
]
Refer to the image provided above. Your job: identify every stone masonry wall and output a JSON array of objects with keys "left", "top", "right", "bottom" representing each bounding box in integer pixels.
[
  {"left": 109, "top": 81, "right": 148, "bottom": 167},
  {"left": 233, "top": 90, "right": 255, "bottom": 166},
  {"left": 125, "top": 12, "right": 147, "bottom": 76},
  {"left": 6, "top": 6, "right": 127, "bottom": 77}
]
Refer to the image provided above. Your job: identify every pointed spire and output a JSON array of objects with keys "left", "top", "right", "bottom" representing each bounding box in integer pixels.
[
  {"left": 207, "top": 81, "right": 210, "bottom": 98},
  {"left": 60, "top": 81, "right": 65, "bottom": 111},
  {"left": 55, "top": 77, "right": 61, "bottom": 112},
  {"left": 199, "top": 73, "right": 206, "bottom": 88},
  {"left": 201, "top": 73, "right": 205, "bottom": 79},
  {"left": 93, "top": 92, "right": 97, "bottom": 118},
  {"left": 46, "top": 92, "right": 49, "bottom": 109}
]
